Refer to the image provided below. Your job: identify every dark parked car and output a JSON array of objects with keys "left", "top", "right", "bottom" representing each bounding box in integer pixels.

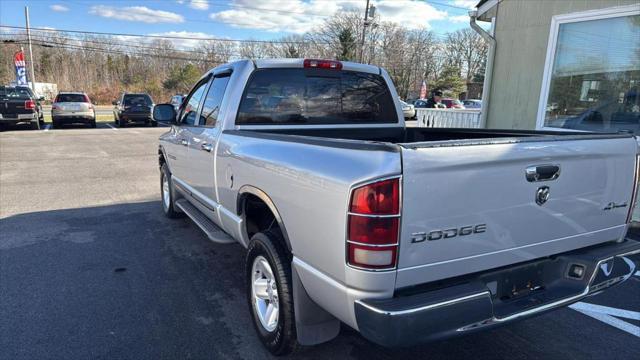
[
  {"left": 113, "top": 93, "right": 156, "bottom": 127},
  {"left": 0, "top": 85, "right": 44, "bottom": 130}
]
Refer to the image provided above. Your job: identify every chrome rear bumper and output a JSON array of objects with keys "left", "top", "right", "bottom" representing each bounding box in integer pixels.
[{"left": 354, "top": 238, "right": 640, "bottom": 347}]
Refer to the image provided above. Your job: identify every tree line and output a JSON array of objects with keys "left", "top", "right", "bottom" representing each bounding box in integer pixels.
[{"left": 0, "top": 11, "right": 487, "bottom": 104}]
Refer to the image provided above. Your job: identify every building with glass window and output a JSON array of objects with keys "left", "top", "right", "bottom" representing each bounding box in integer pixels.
[{"left": 474, "top": 0, "right": 639, "bottom": 133}]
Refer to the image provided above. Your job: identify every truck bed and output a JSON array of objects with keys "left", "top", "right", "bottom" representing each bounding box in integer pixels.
[
  {"left": 235, "top": 126, "right": 631, "bottom": 147},
  {"left": 225, "top": 126, "right": 637, "bottom": 289}
]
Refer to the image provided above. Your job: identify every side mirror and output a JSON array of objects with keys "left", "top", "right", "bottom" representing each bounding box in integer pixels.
[{"left": 153, "top": 104, "right": 177, "bottom": 124}]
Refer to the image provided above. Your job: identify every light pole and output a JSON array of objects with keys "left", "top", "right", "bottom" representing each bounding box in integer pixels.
[
  {"left": 25, "top": 6, "right": 40, "bottom": 129},
  {"left": 25, "top": 6, "right": 36, "bottom": 90},
  {"left": 359, "top": 0, "right": 371, "bottom": 63}
]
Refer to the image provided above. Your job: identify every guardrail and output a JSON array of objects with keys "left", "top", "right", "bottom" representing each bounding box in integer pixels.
[{"left": 416, "top": 108, "right": 482, "bottom": 128}]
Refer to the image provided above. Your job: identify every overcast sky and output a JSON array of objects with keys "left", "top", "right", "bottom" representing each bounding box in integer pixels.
[{"left": 0, "top": 0, "right": 478, "bottom": 41}]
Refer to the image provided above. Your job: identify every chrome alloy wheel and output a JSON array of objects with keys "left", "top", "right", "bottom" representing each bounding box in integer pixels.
[
  {"left": 251, "top": 255, "right": 279, "bottom": 332},
  {"left": 162, "top": 174, "right": 170, "bottom": 211}
]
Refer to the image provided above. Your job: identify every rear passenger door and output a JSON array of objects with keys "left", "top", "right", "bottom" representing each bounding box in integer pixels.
[{"left": 187, "top": 72, "right": 231, "bottom": 212}]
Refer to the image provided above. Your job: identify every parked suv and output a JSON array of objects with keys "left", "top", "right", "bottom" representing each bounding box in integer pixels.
[
  {"left": 113, "top": 93, "right": 156, "bottom": 127},
  {"left": 51, "top": 92, "right": 96, "bottom": 128},
  {"left": 0, "top": 85, "right": 44, "bottom": 130}
]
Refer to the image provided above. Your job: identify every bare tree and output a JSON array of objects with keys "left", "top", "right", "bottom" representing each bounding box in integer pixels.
[{"left": 444, "top": 28, "right": 488, "bottom": 82}]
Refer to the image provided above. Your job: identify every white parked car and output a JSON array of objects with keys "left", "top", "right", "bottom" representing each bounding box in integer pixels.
[
  {"left": 463, "top": 99, "right": 482, "bottom": 109},
  {"left": 399, "top": 99, "right": 416, "bottom": 119}
]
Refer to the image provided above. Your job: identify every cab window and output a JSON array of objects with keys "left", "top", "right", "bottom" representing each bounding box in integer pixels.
[
  {"left": 180, "top": 80, "right": 209, "bottom": 126},
  {"left": 200, "top": 75, "right": 231, "bottom": 127}
]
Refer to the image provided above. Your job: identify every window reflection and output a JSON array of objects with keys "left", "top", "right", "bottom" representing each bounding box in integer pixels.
[
  {"left": 237, "top": 69, "right": 396, "bottom": 125},
  {"left": 544, "top": 15, "right": 640, "bottom": 133}
]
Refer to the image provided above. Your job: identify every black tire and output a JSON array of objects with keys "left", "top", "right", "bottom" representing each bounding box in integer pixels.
[
  {"left": 151, "top": 120, "right": 158, "bottom": 127},
  {"left": 246, "top": 230, "right": 298, "bottom": 356},
  {"left": 160, "top": 163, "right": 181, "bottom": 218},
  {"left": 119, "top": 119, "right": 126, "bottom": 128},
  {"left": 90, "top": 120, "right": 97, "bottom": 128}
]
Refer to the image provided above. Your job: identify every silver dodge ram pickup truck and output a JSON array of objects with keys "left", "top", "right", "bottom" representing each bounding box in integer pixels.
[{"left": 154, "top": 59, "right": 640, "bottom": 355}]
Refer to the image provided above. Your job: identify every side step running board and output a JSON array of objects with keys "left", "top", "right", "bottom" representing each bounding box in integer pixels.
[{"left": 175, "top": 199, "right": 235, "bottom": 244}]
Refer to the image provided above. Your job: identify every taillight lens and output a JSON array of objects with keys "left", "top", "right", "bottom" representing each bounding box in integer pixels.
[
  {"left": 303, "top": 59, "right": 342, "bottom": 70},
  {"left": 347, "top": 177, "right": 400, "bottom": 270},
  {"left": 348, "top": 244, "right": 397, "bottom": 270},
  {"left": 350, "top": 178, "right": 399, "bottom": 215},
  {"left": 25, "top": 99, "right": 35, "bottom": 110},
  {"left": 348, "top": 216, "right": 399, "bottom": 244},
  {"left": 627, "top": 155, "right": 640, "bottom": 223}
]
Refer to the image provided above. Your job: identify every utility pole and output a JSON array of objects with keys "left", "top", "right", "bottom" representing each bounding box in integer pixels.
[
  {"left": 25, "top": 6, "right": 36, "bottom": 90},
  {"left": 359, "top": 0, "right": 370, "bottom": 63},
  {"left": 25, "top": 6, "right": 40, "bottom": 130}
]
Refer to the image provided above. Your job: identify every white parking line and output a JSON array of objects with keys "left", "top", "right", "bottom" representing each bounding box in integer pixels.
[
  {"left": 105, "top": 123, "right": 118, "bottom": 131},
  {"left": 570, "top": 302, "right": 640, "bottom": 337}
]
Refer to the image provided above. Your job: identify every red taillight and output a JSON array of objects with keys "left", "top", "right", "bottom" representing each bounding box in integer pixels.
[
  {"left": 627, "top": 155, "right": 640, "bottom": 223},
  {"left": 347, "top": 177, "right": 400, "bottom": 270},
  {"left": 350, "top": 178, "right": 399, "bottom": 215},
  {"left": 303, "top": 59, "right": 342, "bottom": 70},
  {"left": 348, "top": 216, "right": 399, "bottom": 245},
  {"left": 25, "top": 99, "right": 35, "bottom": 110}
]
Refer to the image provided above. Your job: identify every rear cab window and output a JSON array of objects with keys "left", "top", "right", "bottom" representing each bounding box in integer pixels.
[
  {"left": 236, "top": 69, "right": 397, "bottom": 125},
  {"left": 56, "top": 94, "right": 87, "bottom": 103},
  {"left": 123, "top": 94, "right": 152, "bottom": 107},
  {"left": 0, "top": 87, "right": 32, "bottom": 99}
]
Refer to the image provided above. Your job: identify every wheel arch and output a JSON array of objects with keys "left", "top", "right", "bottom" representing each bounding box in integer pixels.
[
  {"left": 237, "top": 185, "right": 292, "bottom": 252},
  {"left": 158, "top": 145, "right": 169, "bottom": 171}
]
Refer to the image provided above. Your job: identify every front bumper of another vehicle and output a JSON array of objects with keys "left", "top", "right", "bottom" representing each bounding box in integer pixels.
[{"left": 354, "top": 238, "right": 640, "bottom": 347}]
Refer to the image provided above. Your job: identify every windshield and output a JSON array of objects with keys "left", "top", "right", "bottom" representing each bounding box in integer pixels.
[
  {"left": 0, "top": 86, "right": 32, "bottom": 99},
  {"left": 56, "top": 94, "right": 87, "bottom": 103},
  {"left": 237, "top": 69, "right": 397, "bottom": 125},
  {"left": 123, "top": 94, "right": 152, "bottom": 107}
]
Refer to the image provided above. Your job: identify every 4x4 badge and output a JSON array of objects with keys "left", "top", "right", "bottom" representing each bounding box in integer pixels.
[{"left": 536, "top": 186, "right": 550, "bottom": 206}]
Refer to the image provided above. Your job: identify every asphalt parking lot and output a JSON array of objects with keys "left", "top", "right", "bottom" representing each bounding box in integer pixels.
[{"left": 1, "top": 124, "right": 639, "bottom": 359}]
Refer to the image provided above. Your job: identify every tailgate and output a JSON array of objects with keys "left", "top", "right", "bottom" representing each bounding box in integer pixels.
[
  {"left": 1, "top": 98, "right": 30, "bottom": 116},
  {"left": 396, "top": 135, "right": 638, "bottom": 288}
]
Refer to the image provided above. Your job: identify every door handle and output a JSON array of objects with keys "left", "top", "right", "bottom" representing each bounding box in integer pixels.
[
  {"left": 180, "top": 139, "right": 188, "bottom": 146},
  {"left": 201, "top": 143, "right": 213, "bottom": 152},
  {"left": 526, "top": 164, "right": 560, "bottom": 182}
]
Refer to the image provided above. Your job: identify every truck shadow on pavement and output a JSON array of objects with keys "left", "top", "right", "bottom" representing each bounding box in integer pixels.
[{"left": 1, "top": 201, "right": 637, "bottom": 360}]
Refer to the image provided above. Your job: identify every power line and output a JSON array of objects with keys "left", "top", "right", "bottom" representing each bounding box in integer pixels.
[{"left": 0, "top": 25, "right": 316, "bottom": 44}]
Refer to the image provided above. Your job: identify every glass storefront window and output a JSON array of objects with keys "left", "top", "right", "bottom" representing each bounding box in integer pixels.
[{"left": 543, "top": 14, "right": 640, "bottom": 133}]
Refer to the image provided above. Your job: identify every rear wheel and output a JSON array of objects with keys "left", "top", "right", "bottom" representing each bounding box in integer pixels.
[
  {"left": 246, "top": 230, "right": 298, "bottom": 356},
  {"left": 151, "top": 120, "right": 158, "bottom": 127}
]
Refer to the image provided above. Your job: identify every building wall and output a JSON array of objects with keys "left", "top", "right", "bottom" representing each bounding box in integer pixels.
[{"left": 485, "top": 0, "right": 638, "bottom": 129}]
